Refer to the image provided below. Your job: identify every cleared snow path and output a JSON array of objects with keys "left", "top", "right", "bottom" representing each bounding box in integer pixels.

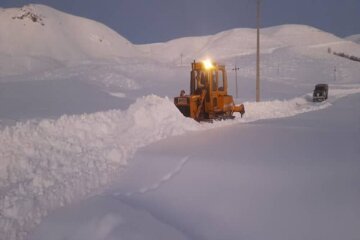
[
  {"left": 1, "top": 87, "right": 360, "bottom": 239},
  {"left": 210, "top": 85, "right": 360, "bottom": 127}
]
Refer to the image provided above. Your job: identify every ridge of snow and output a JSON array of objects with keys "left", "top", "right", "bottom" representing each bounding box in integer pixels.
[{"left": 0, "top": 95, "right": 198, "bottom": 239}]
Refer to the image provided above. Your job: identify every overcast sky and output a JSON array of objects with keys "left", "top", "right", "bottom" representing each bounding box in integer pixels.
[{"left": 1, "top": 0, "right": 359, "bottom": 43}]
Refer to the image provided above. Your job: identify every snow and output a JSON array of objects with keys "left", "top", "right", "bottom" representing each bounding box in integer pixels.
[
  {"left": 345, "top": 34, "right": 360, "bottom": 44},
  {"left": 108, "top": 92, "right": 126, "bottom": 98},
  {"left": 28, "top": 93, "right": 360, "bottom": 240},
  {"left": 0, "top": 95, "right": 200, "bottom": 239},
  {"left": 2, "top": 89, "right": 359, "bottom": 239},
  {"left": 0, "top": 4, "right": 359, "bottom": 240},
  {"left": 0, "top": 4, "right": 141, "bottom": 76}
]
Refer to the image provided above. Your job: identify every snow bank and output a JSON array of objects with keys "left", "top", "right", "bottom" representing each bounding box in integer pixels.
[
  {"left": 201, "top": 86, "right": 360, "bottom": 129},
  {"left": 0, "top": 95, "right": 198, "bottom": 240},
  {"left": 240, "top": 96, "right": 331, "bottom": 122}
]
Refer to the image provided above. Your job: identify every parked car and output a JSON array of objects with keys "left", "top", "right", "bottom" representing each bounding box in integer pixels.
[{"left": 313, "top": 84, "right": 328, "bottom": 102}]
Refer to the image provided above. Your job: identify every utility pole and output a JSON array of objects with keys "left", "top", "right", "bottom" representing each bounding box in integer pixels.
[
  {"left": 256, "top": 0, "right": 261, "bottom": 102},
  {"left": 232, "top": 65, "right": 240, "bottom": 98},
  {"left": 334, "top": 66, "right": 337, "bottom": 82},
  {"left": 180, "top": 53, "right": 183, "bottom": 65}
]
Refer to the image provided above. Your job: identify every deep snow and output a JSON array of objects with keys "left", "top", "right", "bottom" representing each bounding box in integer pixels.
[
  {"left": 29, "top": 93, "right": 360, "bottom": 240},
  {"left": 0, "top": 4, "right": 359, "bottom": 240}
]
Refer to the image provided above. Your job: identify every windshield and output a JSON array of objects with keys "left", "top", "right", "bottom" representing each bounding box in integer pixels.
[{"left": 315, "top": 85, "right": 326, "bottom": 91}]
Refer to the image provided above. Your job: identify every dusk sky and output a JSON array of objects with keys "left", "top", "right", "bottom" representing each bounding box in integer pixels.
[{"left": 1, "top": 0, "right": 359, "bottom": 44}]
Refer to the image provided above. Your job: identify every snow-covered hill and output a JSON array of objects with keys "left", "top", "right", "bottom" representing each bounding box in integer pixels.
[
  {"left": 346, "top": 34, "right": 360, "bottom": 44},
  {"left": 2, "top": 4, "right": 360, "bottom": 77},
  {"left": 0, "top": 4, "right": 141, "bottom": 76},
  {"left": 139, "top": 24, "right": 360, "bottom": 63},
  {"left": 1, "top": 4, "right": 360, "bottom": 240}
]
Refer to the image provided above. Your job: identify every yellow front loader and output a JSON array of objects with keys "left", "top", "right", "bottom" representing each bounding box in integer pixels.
[{"left": 174, "top": 60, "right": 245, "bottom": 122}]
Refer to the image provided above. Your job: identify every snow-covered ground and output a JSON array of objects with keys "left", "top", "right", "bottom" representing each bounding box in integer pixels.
[
  {"left": 346, "top": 34, "right": 360, "bottom": 44},
  {"left": 0, "top": 4, "right": 359, "bottom": 240},
  {"left": 29, "top": 93, "right": 360, "bottom": 240}
]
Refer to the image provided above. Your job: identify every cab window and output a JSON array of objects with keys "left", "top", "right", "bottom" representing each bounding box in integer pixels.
[
  {"left": 218, "top": 70, "right": 224, "bottom": 91},
  {"left": 212, "top": 71, "right": 217, "bottom": 91}
]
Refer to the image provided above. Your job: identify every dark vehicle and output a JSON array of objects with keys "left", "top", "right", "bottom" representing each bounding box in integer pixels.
[{"left": 313, "top": 84, "right": 329, "bottom": 102}]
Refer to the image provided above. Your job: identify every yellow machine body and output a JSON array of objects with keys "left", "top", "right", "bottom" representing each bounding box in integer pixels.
[{"left": 174, "top": 60, "right": 245, "bottom": 121}]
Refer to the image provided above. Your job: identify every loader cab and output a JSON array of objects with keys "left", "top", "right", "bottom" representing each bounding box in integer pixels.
[
  {"left": 212, "top": 67, "right": 227, "bottom": 94},
  {"left": 190, "top": 61, "right": 228, "bottom": 97},
  {"left": 190, "top": 70, "right": 207, "bottom": 95},
  {"left": 190, "top": 61, "right": 229, "bottom": 115}
]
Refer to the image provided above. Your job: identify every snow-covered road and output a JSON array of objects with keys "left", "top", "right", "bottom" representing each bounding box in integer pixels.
[{"left": 28, "top": 91, "right": 360, "bottom": 240}]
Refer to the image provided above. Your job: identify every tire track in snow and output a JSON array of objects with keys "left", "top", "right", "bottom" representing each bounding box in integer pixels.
[{"left": 113, "top": 156, "right": 189, "bottom": 197}]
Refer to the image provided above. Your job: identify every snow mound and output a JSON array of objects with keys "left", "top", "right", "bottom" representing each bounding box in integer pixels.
[{"left": 0, "top": 4, "right": 142, "bottom": 76}]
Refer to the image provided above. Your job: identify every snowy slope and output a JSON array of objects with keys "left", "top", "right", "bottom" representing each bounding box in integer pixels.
[
  {"left": 346, "top": 34, "right": 360, "bottom": 44},
  {"left": 139, "top": 24, "right": 360, "bottom": 63},
  {"left": 0, "top": 4, "right": 360, "bottom": 240},
  {"left": 0, "top": 4, "right": 141, "bottom": 76},
  {"left": 3, "top": 3, "right": 358, "bottom": 78}
]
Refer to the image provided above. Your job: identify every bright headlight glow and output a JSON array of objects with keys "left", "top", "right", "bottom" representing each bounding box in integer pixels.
[{"left": 202, "top": 59, "right": 214, "bottom": 70}]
